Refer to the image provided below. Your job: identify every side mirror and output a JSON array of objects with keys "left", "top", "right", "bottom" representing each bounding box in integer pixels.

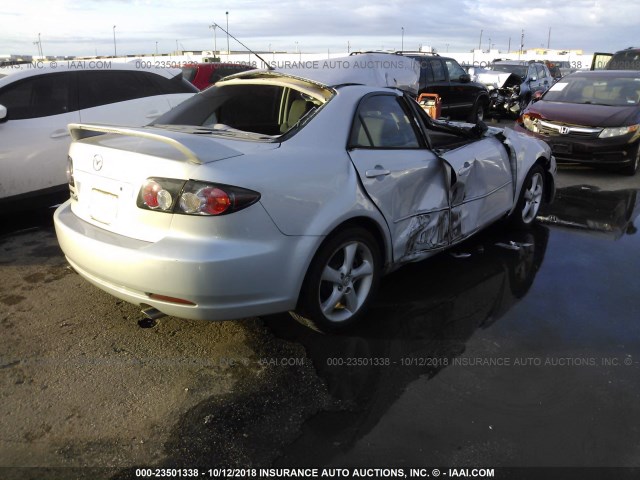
[
  {"left": 0, "top": 104, "right": 7, "bottom": 123},
  {"left": 459, "top": 73, "right": 471, "bottom": 83}
]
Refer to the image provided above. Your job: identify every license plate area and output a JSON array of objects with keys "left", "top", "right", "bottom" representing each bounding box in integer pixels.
[{"left": 90, "top": 189, "right": 118, "bottom": 225}]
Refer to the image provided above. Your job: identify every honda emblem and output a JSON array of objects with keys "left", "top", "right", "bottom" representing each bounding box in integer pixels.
[{"left": 559, "top": 126, "right": 570, "bottom": 135}]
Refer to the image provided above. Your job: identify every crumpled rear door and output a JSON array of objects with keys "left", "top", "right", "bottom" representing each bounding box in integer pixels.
[{"left": 347, "top": 94, "right": 450, "bottom": 264}]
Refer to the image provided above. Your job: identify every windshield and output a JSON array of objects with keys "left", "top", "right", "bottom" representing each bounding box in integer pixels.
[
  {"left": 491, "top": 64, "right": 527, "bottom": 78},
  {"left": 543, "top": 74, "right": 640, "bottom": 106}
]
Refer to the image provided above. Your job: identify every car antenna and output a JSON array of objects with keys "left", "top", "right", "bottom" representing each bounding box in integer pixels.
[{"left": 214, "top": 23, "right": 274, "bottom": 70}]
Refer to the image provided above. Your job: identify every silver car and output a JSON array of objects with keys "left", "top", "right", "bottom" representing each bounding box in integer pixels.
[{"left": 54, "top": 54, "right": 556, "bottom": 331}]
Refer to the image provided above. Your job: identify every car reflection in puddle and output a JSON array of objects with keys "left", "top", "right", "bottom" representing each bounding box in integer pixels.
[
  {"left": 263, "top": 224, "right": 549, "bottom": 467},
  {"left": 538, "top": 185, "right": 640, "bottom": 240}
]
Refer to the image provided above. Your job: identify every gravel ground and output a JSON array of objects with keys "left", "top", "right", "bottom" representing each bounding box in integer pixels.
[{"left": 0, "top": 226, "right": 333, "bottom": 479}]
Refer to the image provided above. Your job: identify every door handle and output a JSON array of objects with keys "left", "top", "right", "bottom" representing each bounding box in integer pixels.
[
  {"left": 50, "top": 129, "right": 70, "bottom": 139},
  {"left": 365, "top": 166, "right": 391, "bottom": 178}
]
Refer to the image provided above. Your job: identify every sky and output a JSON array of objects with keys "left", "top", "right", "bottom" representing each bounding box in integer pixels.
[{"left": 1, "top": 0, "right": 638, "bottom": 57}]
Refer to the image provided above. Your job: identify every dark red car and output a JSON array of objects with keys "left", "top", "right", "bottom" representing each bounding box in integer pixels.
[
  {"left": 181, "top": 63, "right": 254, "bottom": 90},
  {"left": 515, "top": 70, "right": 640, "bottom": 175}
]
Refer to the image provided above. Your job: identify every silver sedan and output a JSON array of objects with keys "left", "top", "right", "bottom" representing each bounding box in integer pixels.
[{"left": 54, "top": 55, "right": 556, "bottom": 331}]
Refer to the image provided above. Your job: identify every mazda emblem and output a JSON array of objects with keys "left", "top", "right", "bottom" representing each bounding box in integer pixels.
[{"left": 93, "top": 154, "right": 104, "bottom": 171}]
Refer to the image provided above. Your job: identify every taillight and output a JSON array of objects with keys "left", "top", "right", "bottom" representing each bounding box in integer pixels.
[
  {"left": 180, "top": 186, "right": 231, "bottom": 215},
  {"left": 66, "top": 156, "right": 74, "bottom": 187},
  {"left": 67, "top": 156, "right": 78, "bottom": 200},
  {"left": 137, "top": 178, "right": 260, "bottom": 216},
  {"left": 138, "top": 178, "right": 185, "bottom": 212}
]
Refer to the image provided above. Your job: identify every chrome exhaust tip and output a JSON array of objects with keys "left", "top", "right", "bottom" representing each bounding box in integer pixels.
[{"left": 141, "top": 306, "right": 167, "bottom": 320}]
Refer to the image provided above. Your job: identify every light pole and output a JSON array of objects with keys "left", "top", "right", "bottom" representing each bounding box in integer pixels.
[
  {"left": 209, "top": 24, "right": 218, "bottom": 57},
  {"left": 113, "top": 25, "right": 117, "bottom": 57},
  {"left": 155, "top": 41, "right": 158, "bottom": 56},
  {"left": 401, "top": 27, "right": 404, "bottom": 52},
  {"left": 478, "top": 29, "right": 483, "bottom": 50},
  {"left": 225, "top": 12, "right": 230, "bottom": 60},
  {"left": 38, "top": 32, "right": 43, "bottom": 57}
]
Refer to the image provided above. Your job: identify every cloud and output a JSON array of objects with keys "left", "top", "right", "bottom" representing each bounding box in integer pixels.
[{"left": 1, "top": 0, "right": 639, "bottom": 56}]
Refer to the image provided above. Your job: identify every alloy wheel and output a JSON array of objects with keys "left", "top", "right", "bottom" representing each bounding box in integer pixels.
[
  {"left": 318, "top": 240, "right": 375, "bottom": 323},
  {"left": 522, "top": 172, "right": 544, "bottom": 224}
]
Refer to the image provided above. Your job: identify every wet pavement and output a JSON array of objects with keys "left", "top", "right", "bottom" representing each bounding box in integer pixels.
[
  {"left": 259, "top": 168, "right": 640, "bottom": 476},
  {"left": 1, "top": 166, "right": 640, "bottom": 480}
]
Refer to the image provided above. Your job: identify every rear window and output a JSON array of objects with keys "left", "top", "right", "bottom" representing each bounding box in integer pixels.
[
  {"left": 608, "top": 50, "right": 640, "bottom": 70},
  {"left": 491, "top": 63, "right": 527, "bottom": 78},
  {"left": 154, "top": 83, "right": 326, "bottom": 137}
]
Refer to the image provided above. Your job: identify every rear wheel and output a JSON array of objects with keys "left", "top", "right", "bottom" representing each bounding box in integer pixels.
[
  {"left": 510, "top": 165, "right": 545, "bottom": 228},
  {"left": 292, "top": 228, "right": 381, "bottom": 332}
]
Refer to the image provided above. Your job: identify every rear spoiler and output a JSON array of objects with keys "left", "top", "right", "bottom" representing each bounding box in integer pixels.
[{"left": 68, "top": 123, "right": 203, "bottom": 165}]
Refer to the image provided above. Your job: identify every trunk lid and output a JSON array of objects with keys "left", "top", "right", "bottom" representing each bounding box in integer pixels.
[{"left": 67, "top": 124, "right": 279, "bottom": 242}]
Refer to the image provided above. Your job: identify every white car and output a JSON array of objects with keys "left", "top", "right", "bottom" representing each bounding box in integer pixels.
[
  {"left": 54, "top": 54, "right": 556, "bottom": 331},
  {"left": 0, "top": 62, "right": 197, "bottom": 209}
]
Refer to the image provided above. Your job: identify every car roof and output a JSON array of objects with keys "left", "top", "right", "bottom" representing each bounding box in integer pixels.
[
  {"left": 183, "top": 62, "right": 253, "bottom": 69},
  {"left": 493, "top": 60, "right": 540, "bottom": 65},
  {"left": 614, "top": 47, "right": 640, "bottom": 53},
  {"left": 222, "top": 53, "right": 420, "bottom": 95},
  {"left": 218, "top": 74, "right": 336, "bottom": 102},
  {"left": 563, "top": 69, "right": 640, "bottom": 78},
  {"left": 0, "top": 62, "right": 180, "bottom": 86}
]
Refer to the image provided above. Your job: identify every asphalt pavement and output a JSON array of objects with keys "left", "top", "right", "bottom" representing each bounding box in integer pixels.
[{"left": 1, "top": 150, "right": 639, "bottom": 480}]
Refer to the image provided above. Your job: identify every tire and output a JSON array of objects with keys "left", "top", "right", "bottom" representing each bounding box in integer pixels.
[
  {"left": 292, "top": 227, "right": 381, "bottom": 332},
  {"left": 468, "top": 99, "right": 486, "bottom": 123},
  {"left": 622, "top": 143, "right": 640, "bottom": 176},
  {"left": 510, "top": 164, "right": 546, "bottom": 229}
]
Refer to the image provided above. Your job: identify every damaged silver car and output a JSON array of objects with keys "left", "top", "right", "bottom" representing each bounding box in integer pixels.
[{"left": 54, "top": 54, "right": 556, "bottom": 331}]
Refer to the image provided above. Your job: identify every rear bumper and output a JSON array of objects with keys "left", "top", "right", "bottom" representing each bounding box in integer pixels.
[{"left": 54, "top": 200, "right": 318, "bottom": 321}]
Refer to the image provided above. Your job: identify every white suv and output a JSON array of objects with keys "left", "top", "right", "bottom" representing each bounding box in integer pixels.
[{"left": 0, "top": 62, "right": 197, "bottom": 209}]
